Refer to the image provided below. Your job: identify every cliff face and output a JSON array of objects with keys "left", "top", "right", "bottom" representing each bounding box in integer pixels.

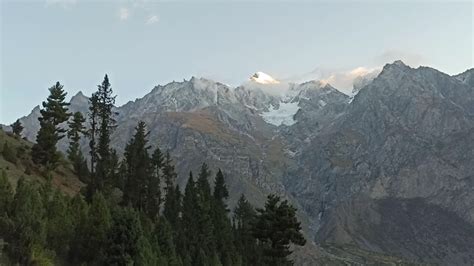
[{"left": 285, "top": 62, "right": 474, "bottom": 264}]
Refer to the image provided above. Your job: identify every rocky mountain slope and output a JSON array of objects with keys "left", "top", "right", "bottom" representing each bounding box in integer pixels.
[{"left": 11, "top": 61, "right": 474, "bottom": 264}]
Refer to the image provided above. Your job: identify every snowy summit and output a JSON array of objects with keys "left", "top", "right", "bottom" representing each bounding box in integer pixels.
[{"left": 250, "top": 72, "right": 280, "bottom": 84}]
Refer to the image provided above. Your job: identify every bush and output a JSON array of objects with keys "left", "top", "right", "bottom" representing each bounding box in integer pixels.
[
  {"left": 17, "top": 145, "right": 27, "bottom": 159},
  {"left": 24, "top": 166, "right": 32, "bottom": 175},
  {"left": 2, "top": 142, "right": 17, "bottom": 164}
]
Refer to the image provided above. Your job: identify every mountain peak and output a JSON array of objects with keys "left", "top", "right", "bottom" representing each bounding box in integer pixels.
[
  {"left": 379, "top": 60, "right": 412, "bottom": 77},
  {"left": 383, "top": 60, "right": 411, "bottom": 71},
  {"left": 72, "top": 90, "right": 85, "bottom": 98},
  {"left": 250, "top": 71, "right": 280, "bottom": 84},
  {"left": 392, "top": 60, "right": 407, "bottom": 67},
  {"left": 70, "top": 91, "right": 89, "bottom": 105}
]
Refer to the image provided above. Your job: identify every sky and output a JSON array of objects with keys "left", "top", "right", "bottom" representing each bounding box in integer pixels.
[{"left": 1, "top": 0, "right": 473, "bottom": 124}]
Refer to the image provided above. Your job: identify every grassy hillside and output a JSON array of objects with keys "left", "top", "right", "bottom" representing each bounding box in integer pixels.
[{"left": 0, "top": 128, "right": 83, "bottom": 194}]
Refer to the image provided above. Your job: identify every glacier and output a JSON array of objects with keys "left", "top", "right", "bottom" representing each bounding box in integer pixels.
[{"left": 260, "top": 101, "right": 300, "bottom": 126}]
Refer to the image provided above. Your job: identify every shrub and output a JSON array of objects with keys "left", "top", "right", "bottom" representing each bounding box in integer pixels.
[{"left": 2, "top": 142, "right": 17, "bottom": 164}]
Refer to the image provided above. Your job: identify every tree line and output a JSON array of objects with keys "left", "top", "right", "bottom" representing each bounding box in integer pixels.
[{"left": 0, "top": 75, "right": 305, "bottom": 265}]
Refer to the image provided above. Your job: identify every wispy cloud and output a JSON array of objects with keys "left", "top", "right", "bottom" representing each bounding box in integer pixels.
[
  {"left": 319, "top": 67, "right": 381, "bottom": 94},
  {"left": 118, "top": 7, "right": 130, "bottom": 21},
  {"left": 374, "top": 49, "right": 426, "bottom": 67},
  {"left": 146, "top": 15, "right": 159, "bottom": 25},
  {"left": 286, "top": 66, "right": 381, "bottom": 95},
  {"left": 45, "top": 0, "right": 77, "bottom": 9}
]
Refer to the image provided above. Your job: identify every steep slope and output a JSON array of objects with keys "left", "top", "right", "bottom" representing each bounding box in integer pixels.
[
  {"left": 316, "top": 196, "right": 474, "bottom": 265},
  {"left": 0, "top": 129, "right": 84, "bottom": 195},
  {"left": 455, "top": 68, "right": 474, "bottom": 87},
  {"left": 286, "top": 61, "right": 474, "bottom": 264}
]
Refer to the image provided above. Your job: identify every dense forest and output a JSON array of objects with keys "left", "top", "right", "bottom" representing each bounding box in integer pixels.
[{"left": 0, "top": 75, "right": 305, "bottom": 266}]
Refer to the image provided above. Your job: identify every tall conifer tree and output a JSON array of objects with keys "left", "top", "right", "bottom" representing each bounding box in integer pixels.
[
  {"left": 32, "top": 82, "right": 70, "bottom": 169},
  {"left": 95, "top": 74, "right": 117, "bottom": 191},
  {"left": 67, "top": 112, "right": 87, "bottom": 178},
  {"left": 253, "top": 194, "right": 306, "bottom": 265},
  {"left": 88, "top": 93, "right": 99, "bottom": 172},
  {"left": 123, "top": 121, "right": 151, "bottom": 210},
  {"left": 195, "top": 163, "right": 215, "bottom": 259},
  {"left": 163, "top": 152, "right": 180, "bottom": 226},
  {"left": 212, "top": 169, "right": 235, "bottom": 264},
  {"left": 234, "top": 194, "right": 260, "bottom": 265},
  {"left": 180, "top": 172, "right": 199, "bottom": 259},
  {"left": 146, "top": 147, "right": 163, "bottom": 219}
]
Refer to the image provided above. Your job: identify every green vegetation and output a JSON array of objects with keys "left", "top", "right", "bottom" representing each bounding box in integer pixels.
[
  {"left": 67, "top": 111, "right": 88, "bottom": 180},
  {"left": 0, "top": 75, "right": 306, "bottom": 265},
  {"left": 10, "top": 119, "right": 23, "bottom": 138},
  {"left": 31, "top": 82, "right": 71, "bottom": 170}
]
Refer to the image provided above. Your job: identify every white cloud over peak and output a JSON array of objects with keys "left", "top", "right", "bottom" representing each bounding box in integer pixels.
[
  {"left": 119, "top": 7, "right": 130, "bottom": 21},
  {"left": 286, "top": 66, "right": 381, "bottom": 95},
  {"left": 146, "top": 15, "right": 159, "bottom": 25},
  {"left": 319, "top": 67, "right": 380, "bottom": 95}
]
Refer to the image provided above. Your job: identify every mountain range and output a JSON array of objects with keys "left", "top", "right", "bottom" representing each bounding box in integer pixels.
[{"left": 7, "top": 60, "right": 474, "bottom": 265}]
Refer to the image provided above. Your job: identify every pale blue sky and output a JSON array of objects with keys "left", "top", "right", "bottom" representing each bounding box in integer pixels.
[{"left": 1, "top": 0, "right": 473, "bottom": 124}]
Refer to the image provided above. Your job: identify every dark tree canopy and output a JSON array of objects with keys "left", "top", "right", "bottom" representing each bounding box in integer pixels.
[
  {"left": 123, "top": 121, "right": 151, "bottom": 211},
  {"left": 253, "top": 194, "right": 306, "bottom": 265},
  {"left": 67, "top": 112, "right": 88, "bottom": 178},
  {"left": 10, "top": 119, "right": 23, "bottom": 137}
]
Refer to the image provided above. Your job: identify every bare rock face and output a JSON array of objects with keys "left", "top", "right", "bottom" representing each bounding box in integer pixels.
[
  {"left": 285, "top": 61, "right": 474, "bottom": 264},
  {"left": 14, "top": 61, "right": 474, "bottom": 264}
]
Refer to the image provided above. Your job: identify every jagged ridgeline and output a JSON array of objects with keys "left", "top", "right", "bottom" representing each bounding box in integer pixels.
[
  {"left": 3, "top": 61, "right": 474, "bottom": 265},
  {"left": 0, "top": 75, "right": 306, "bottom": 266}
]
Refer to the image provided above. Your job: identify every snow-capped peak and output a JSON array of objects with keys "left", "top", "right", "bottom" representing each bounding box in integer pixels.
[{"left": 250, "top": 72, "right": 280, "bottom": 84}]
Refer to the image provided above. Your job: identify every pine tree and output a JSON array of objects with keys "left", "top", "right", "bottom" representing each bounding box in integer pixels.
[
  {"left": 95, "top": 74, "right": 117, "bottom": 192},
  {"left": 135, "top": 235, "right": 160, "bottom": 266},
  {"left": 155, "top": 217, "right": 180, "bottom": 266},
  {"left": 253, "top": 194, "right": 306, "bottom": 265},
  {"left": 179, "top": 172, "right": 199, "bottom": 259},
  {"left": 104, "top": 207, "right": 143, "bottom": 265},
  {"left": 68, "top": 195, "right": 89, "bottom": 262},
  {"left": 9, "top": 178, "right": 46, "bottom": 264},
  {"left": 31, "top": 121, "right": 56, "bottom": 167},
  {"left": 31, "top": 82, "right": 70, "bottom": 169},
  {"left": 123, "top": 121, "right": 151, "bottom": 211},
  {"left": 212, "top": 169, "right": 235, "bottom": 265},
  {"left": 10, "top": 119, "right": 23, "bottom": 137},
  {"left": 45, "top": 190, "right": 74, "bottom": 257},
  {"left": 80, "top": 192, "right": 111, "bottom": 263},
  {"left": 195, "top": 163, "right": 216, "bottom": 259},
  {"left": 163, "top": 152, "right": 180, "bottom": 226},
  {"left": 88, "top": 92, "right": 99, "bottom": 175},
  {"left": 213, "top": 169, "right": 229, "bottom": 203},
  {"left": 108, "top": 149, "right": 120, "bottom": 191},
  {"left": 146, "top": 146, "right": 163, "bottom": 219},
  {"left": 67, "top": 111, "right": 88, "bottom": 178},
  {"left": 234, "top": 194, "right": 260, "bottom": 265}
]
